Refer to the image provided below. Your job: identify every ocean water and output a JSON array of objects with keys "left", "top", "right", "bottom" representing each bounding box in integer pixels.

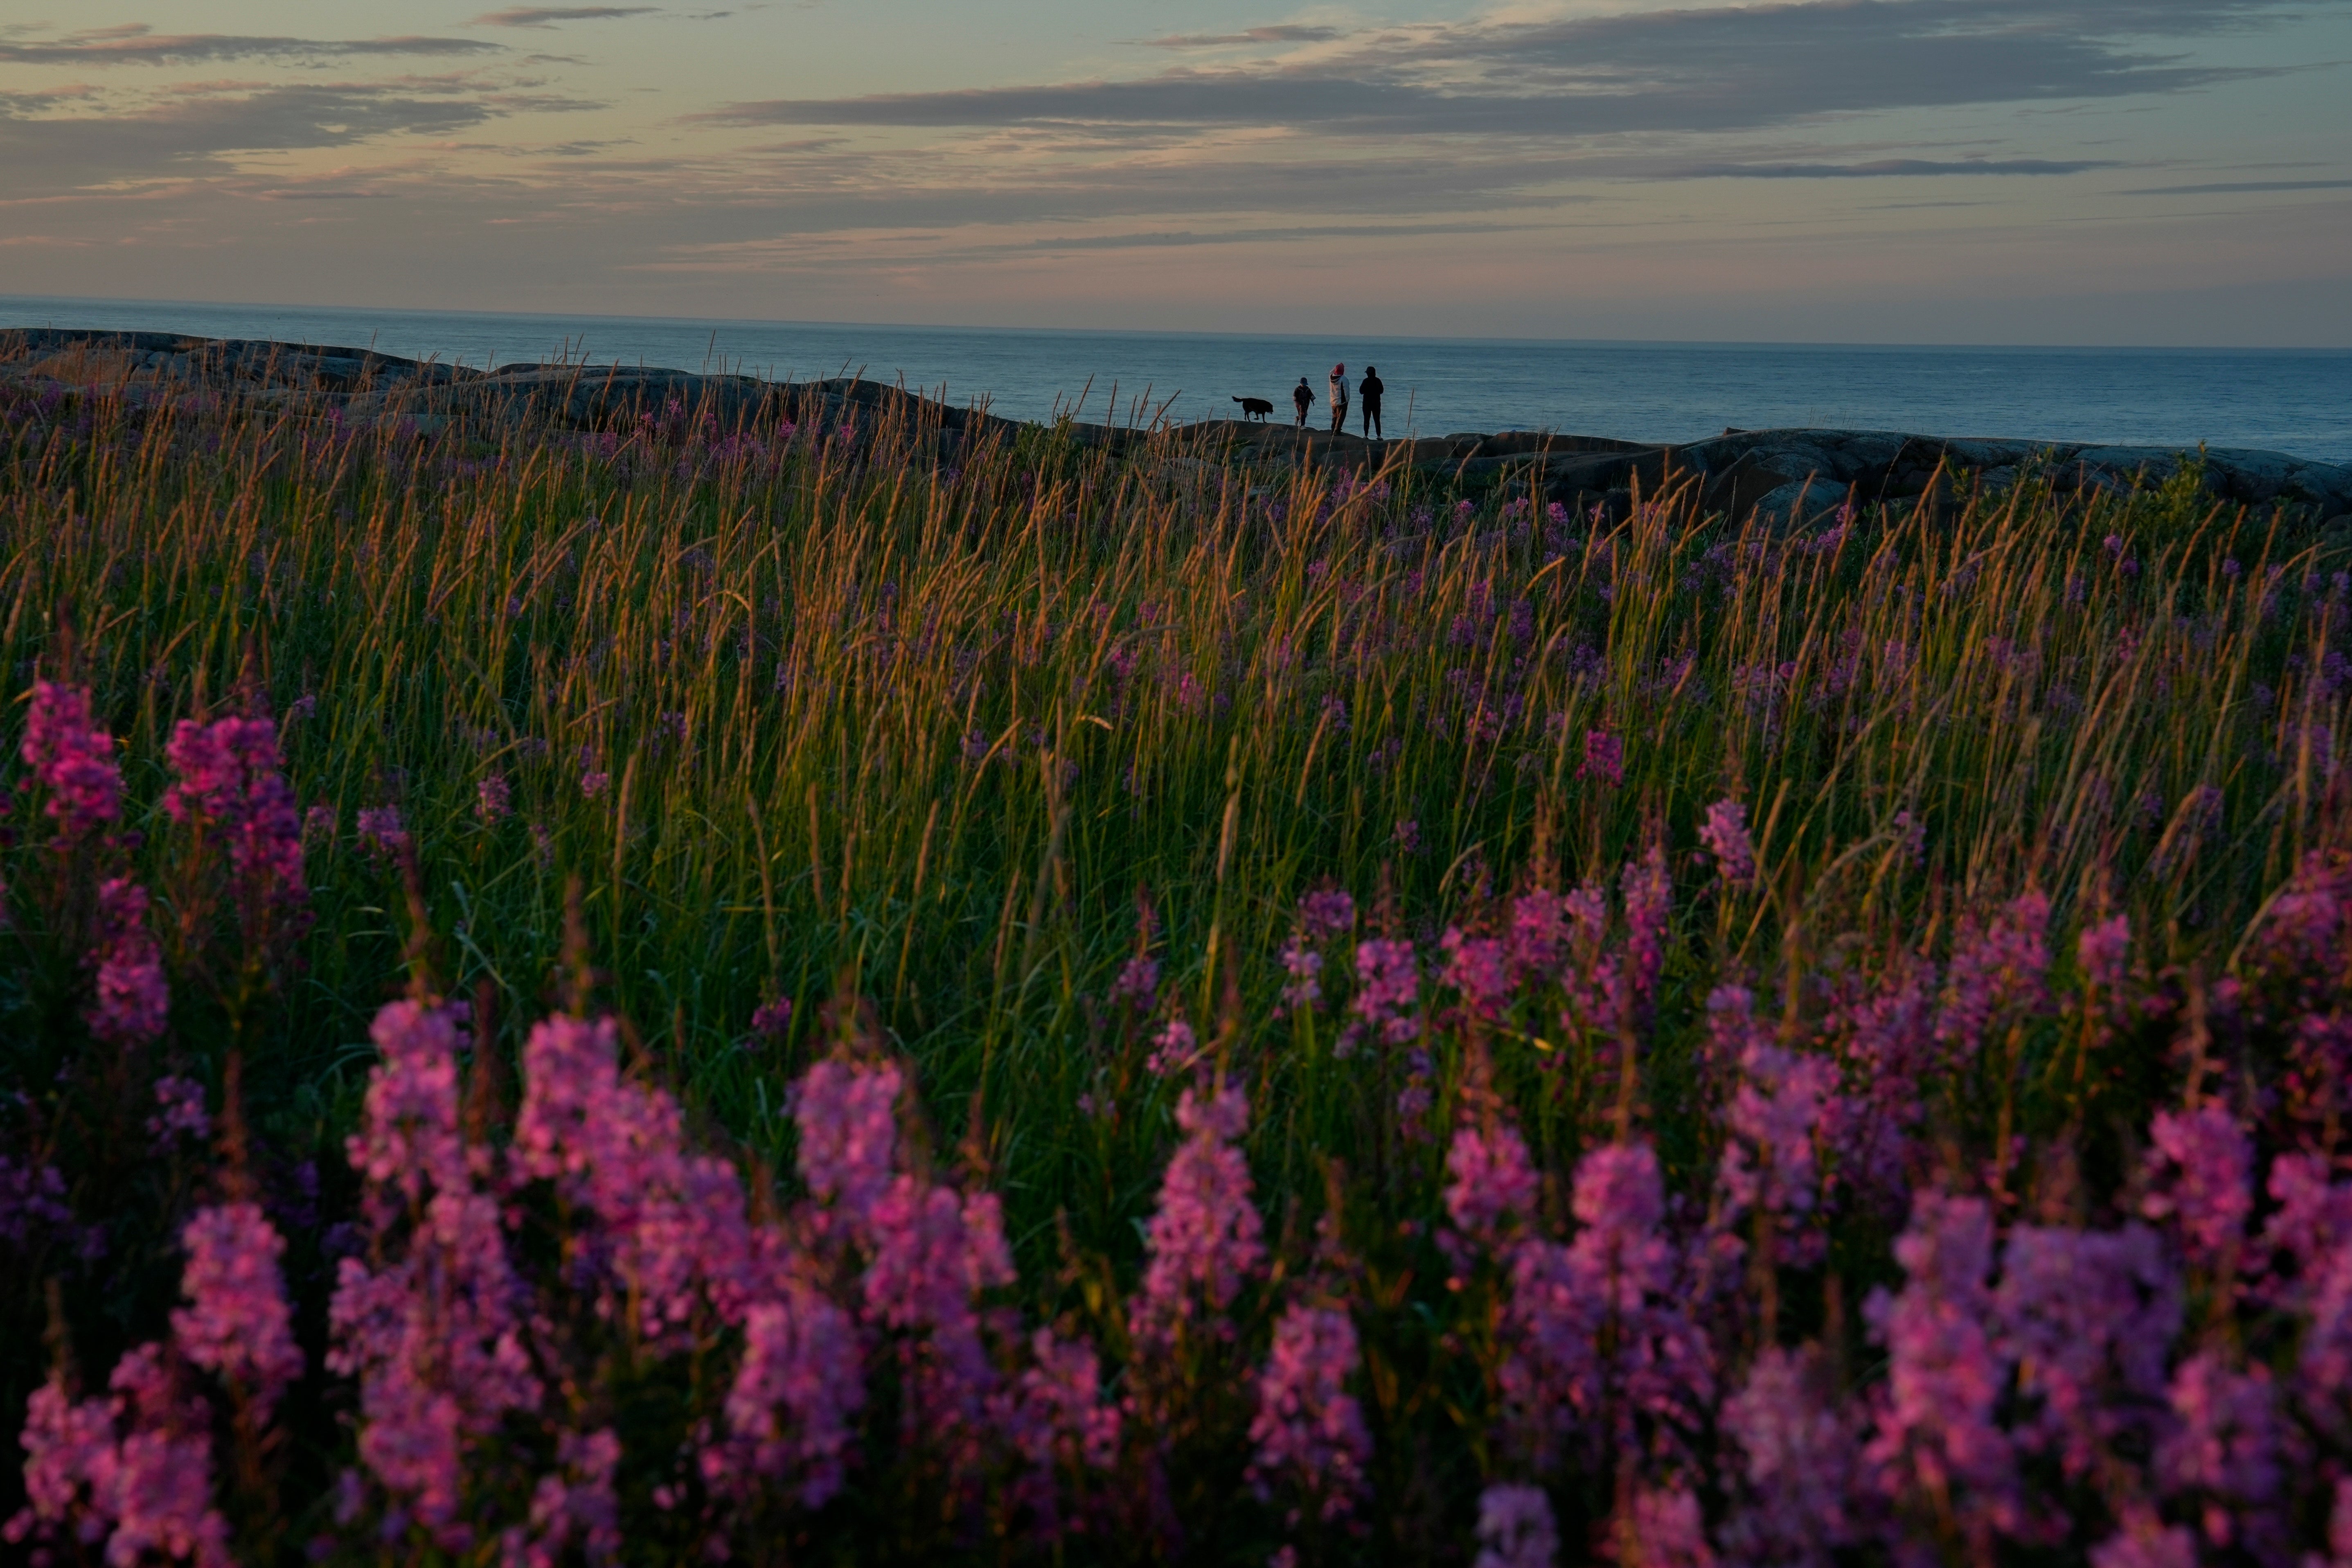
[{"left": 6, "top": 294, "right": 2350, "bottom": 463}]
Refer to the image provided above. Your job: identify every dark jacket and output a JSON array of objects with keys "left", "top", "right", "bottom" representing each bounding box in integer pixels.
[{"left": 1358, "top": 373, "right": 1385, "bottom": 409}]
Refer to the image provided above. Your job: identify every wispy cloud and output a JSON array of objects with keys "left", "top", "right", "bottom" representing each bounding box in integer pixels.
[
  {"left": 0, "top": 30, "right": 500, "bottom": 65},
  {"left": 1663, "top": 158, "right": 2126, "bottom": 179},
  {"left": 2123, "top": 176, "right": 2352, "bottom": 193},
  {"left": 700, "top": 0, "right": 2304, "bottom": 137},
  {"left": 471, "top": 7, "right": 662, "bottom": 27},
  {"left": 1138, "top": 25, "right": 1343, "bottom": 50}
]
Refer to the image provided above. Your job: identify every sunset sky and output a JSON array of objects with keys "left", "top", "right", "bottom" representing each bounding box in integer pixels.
[{"left": 3, "top": 1, "right": 2349, "bottom": 343}]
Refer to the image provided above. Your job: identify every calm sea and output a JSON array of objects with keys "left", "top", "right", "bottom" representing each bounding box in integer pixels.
[{"left": 7, "top": 294, "right": 2350, "bottom": 463}]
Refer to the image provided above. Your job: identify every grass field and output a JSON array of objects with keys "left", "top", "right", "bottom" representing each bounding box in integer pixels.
[{"left": 2, "top": 376, "right": 2349, "bottom": 1565}]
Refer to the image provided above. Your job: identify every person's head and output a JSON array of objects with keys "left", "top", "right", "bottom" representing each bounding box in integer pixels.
[
  {"left": 1365, "top": 365, "right": 1377, "bottom": 375},
  {"left": 1298, "top": 376, "right": 1309, "bottom": 385},
  {"left": 1333, "top": 363, "right": 1345, "bottom": 376}
]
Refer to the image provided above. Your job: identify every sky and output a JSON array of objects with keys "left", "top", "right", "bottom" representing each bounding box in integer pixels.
[{"left": 2, "top": 0, "right": 2350, "bottom": 344}]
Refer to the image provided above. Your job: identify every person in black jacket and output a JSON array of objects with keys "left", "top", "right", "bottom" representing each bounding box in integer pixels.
[
  {"left": 1292, "top": 376, "right": 1315, "bottom": 427},
  {"left": 1358, "top": 365, "right": 1386, "bottom": 441}
]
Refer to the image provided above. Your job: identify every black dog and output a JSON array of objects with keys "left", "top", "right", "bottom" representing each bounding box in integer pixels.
[{"left": 1232, "top": 396, "right": 1274, "bottom": 422}]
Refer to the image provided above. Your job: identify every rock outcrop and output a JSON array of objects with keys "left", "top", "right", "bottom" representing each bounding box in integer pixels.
[{"left": 6, "top": 327, "right": 2346, "bottom": 525}]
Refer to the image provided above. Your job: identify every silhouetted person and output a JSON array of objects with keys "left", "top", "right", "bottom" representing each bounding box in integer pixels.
[
  {"left": 1329, "top": 363, "right": 1349, "bottom": 433},
  {"left": 1358, "top": 365, "right": 1386, "bottom": 441},
  {"left": 1292, "top": 376, "right": 1314, "bottom": 427}
]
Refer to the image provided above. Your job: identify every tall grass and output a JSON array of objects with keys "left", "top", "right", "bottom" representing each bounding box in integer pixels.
[{"left": 2, "top": 375, "right": 2347, "bottom": 1563}]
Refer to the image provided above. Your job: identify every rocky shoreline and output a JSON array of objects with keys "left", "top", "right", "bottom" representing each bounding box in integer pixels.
[{"left": 7, "top": 326, "right": 2348, "bottom": 525}]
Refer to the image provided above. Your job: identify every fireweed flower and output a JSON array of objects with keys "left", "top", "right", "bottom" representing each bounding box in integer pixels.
[
  {"left": 1933, "top": 889, "right": 2050, "bottom": 1067},
  {"left": 1473, "top": 1482, "right": 1559, "bottom": 1568},
  {"left": 859, "top": 1175, "right": 1016, "bottom": 1458},
  {"left": 792, "top": 1056, "right": 901, "bottom": 1233},
  {"left": 2141, "top": 1102, "right": 2254, "bottom": 1275},
  {"left": 331, "top": 1001, "right": 539, "bottom": 1545},
  {"left": 21, "top": 680, "right": 122, "bottom": 841},
  {"left": 2154, "top": 1352, "right": 2289, "bottom": 1557},
  {"left": 994, "top": 1328, "right": 1121, "bottom": 1533},
  {"left": 511, "top": 1012, "right": 758, "bottom": 1339},
  {"left": 356, "top": 806, "right": 408, "bottom": 858},
  {"left": 172, "top": 1201, "right": 304, "bottom": 1416},
  {"left": 1699, "top": 798, "right": 1757, "bottom": 887},
  {"left": 1503, "top": 1141, "right": 1711, "bottom": 1468},
  {"left": 1443, "top": 1118, "right": 1540, "bottom": 1251},
  {"left": 1604, "top": 1484, "right": 1713, "bottom": 1568},
  {"left": 1111, "top": 953, "right": 1160, "bottom": 1012},
  {"left": 2078, "top": 913, "right": 2131, "bottom": 996},
  {"left": 1579, "top": 730, "right": 1624, "bottom": 788},
  {"left": 1298, "top": 888, "right": 1355, "bottom": 940},
  {"left": 1439, "top": 928, "right": 1512, "bottom": 1021},
  {"left": 1246, "top": 1302, "right": 1371, "bottom": 1520},
  {"left": 3, "top": 1345, "right": 233, "bottom": 1568},
  {"left": 1278, "top": 934, "right": 1323, "bottom": 1012},
  {"left": 475, "top": 775, "right": 511, "bottom": 825},
  {"left": 1995, "top": 1222, "right": 2179, "bottom": 1478},
  {"left": 1147, "top": 1016, "right": 1199, "bottom": 1078},
  {"left": 1863, "top": 1191, "right": 2021, "bottom": 1556},
  {"left": 722, "top": 1286, "right": 865, "bottom": 1507},
  {"left": 1714, "top": 1002, "right": 1843, "bottom": 1268},
  {"left": 162, "top": 713, "right": 306, "bottom": 919},
  {"left": 1131, "top": 1083, "right": 1265, "bottom": 1352},
  {"left": 1350, "top": 939, "right": 1421, "bottom": 1051},
  {"left": 87, "top": 878, "right": 168, "bottom": 1044},
  {"left": 1715, "top": 1346, "right": 1859, "bottom": 1564},
  {"left": 579, "top": 769, "right": 611, "bottom": 799},
  {"left": 1507, "top": 888, "right": 1566, "bottom": 981},
  {"left": 147, "top": 1075, "right": 210, "bottom": 1146},
  {"left": 500, "top": 1427, "right": 621, "bottom": 1568},
  {"left": 749, "top": 996, "right": 793, "bottom": 1041}
]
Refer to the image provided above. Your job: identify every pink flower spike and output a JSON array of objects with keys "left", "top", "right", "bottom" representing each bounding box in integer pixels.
[
  {"left": 21, "top": 680, "right": 122, "bottom": 841},
  {"left": 1473, "top": 1483, "right": 1559, "bottom": 1568},
  {"left": 1699, "top": 798, "right": 1756, "bottom": 886},
  {"left": 87, "top": 879, "right": 168, "bottom": 1045},
  {"left": 173, "top": 1201, "right": 304, "bottom": 1415},
  {"left": 1131, "top": 1084, "right": 1265, "bottom": 1352},
  {"left": 1246, "top": 1302, "right": 1371, "bottom": 1520}
]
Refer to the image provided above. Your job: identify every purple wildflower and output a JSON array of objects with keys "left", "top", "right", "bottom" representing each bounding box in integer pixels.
[
  {"left": 1444, "top": 1119, "right": 1541, "bottom": 1250},
  {"left": 475, "top": 775, "right": 511, "bottom": 824},
  {"left": 1111, "top": 953, "right": 1160, "bottom": 1011},
  {"left": 1863, "top": 1191, "right": 2019, "bottom": 1555},
  {"left": 1503, "top": 1141, "right": 1711, "bottom": 1467},
  {"left": 2141, "top": 1102, "right": 2253, "bottom": 1273},
  {"left": 1473, "top": 1483, "right": 1559, "bottom": 1568},
  {"left": 1246, "top": 1303, "right": 1371, "bottom": 1519},
  {"left": 1279, "top": 934, "right": 1323, "bottom": 1011},
  {"left": 1147, "top": 1016, "right": 1200, "bottom": 1078},
  {"left": 1131, "top": 1084, "right": 1264, "bottom": 1352},
  {"left": 21, "top": 680, "right": 122, "bottom": 841},
  {"left": 173, "top": 1201, "right": 304, "bottom": 1416},
  {"left": 1716, "top": 1346, "right": 1859, "bottom": 1564},
  {"left": 579, "top": 769, "right": 611, "bottom": 800},
  {"left": 88, "top": 879, "right": 168, "bottom": 1044},
  {"left": 356, "top": 805, "right": 408, "bottom": 858},
  {"left": 1933, "top": 889, "right": 2050, "bottom": 1065},
  {"left": 1700, "top": 798, "right": 1757, "bottom": 887},
  {"left": 1580, "top": 730, "right": 1624, "bottom": 789},
  {"left": 1439, "top": 927, "right": 1511, "bottom": 1020},
  {"left": 2078, "top": 913, "right": 2130, "bottom": 996},
  {"left": 1298, "top": 888, "right": 1356, "bottom": 939},
  {"left": 162, "top": 713, "right": 306, "bottom": 917},
  {"left": 1350, "top": 938, "right": 1421, "bottom": 1048},
  {"left": 792, "top": 1057, "right": 901, "bottom": 1232},
  {"left": 147, "top": 1076, "right": 210, "bottom": 1146}
]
